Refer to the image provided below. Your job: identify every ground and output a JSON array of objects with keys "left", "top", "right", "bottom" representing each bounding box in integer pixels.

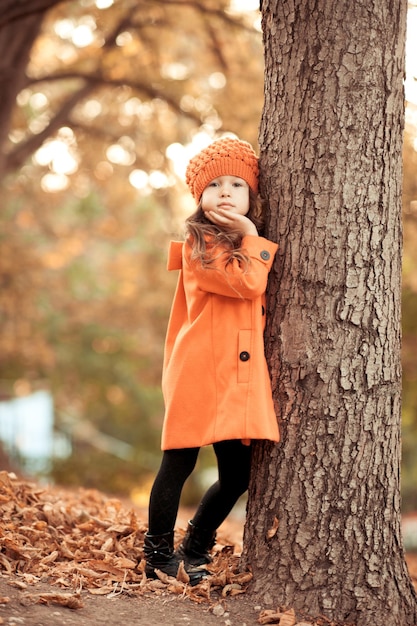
[
  {"left": 0, "top": 472, "right": 297, "bottom": 626},
  {"left": 0, "top": 575, "right": 268, "bottom": 626},
  {"left": 0, "top": 471, "right": 416, "bottom": 626}
]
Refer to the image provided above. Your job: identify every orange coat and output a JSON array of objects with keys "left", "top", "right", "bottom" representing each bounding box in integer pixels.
[{"left": 161, "top": 235, "right": 280, "bottom": 450}]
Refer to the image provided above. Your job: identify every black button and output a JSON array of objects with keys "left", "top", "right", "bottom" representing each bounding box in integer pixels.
[
  {"left": 239, "top": 351, "right": 250, "bottom": 361},
  {"left": 260, "top": 250, "right": 270, "bottom": 261}
]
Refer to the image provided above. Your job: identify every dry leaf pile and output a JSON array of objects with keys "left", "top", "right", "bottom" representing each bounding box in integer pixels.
[{"left": 0, "top": 471, "right": 253, "bottom": 608}]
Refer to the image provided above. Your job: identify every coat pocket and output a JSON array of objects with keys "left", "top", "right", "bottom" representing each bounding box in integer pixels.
[{"left": 237, "top": 329, "right": 252, "bottom": 383}]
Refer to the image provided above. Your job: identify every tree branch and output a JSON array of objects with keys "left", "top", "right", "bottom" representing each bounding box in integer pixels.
[
  {"left": 101, "top": 5, "right": 139, "bottom": 49},
  {"left": 5, "top": 82, "right": 95, "bottom": 173},
  {"left": 5, "top": 69, "right": 203, "bottom": 174},
  {"left": 25, "top": 72, "right": 202, "bottom": 123},
  {"left": 0, "top": 0, "right": 68, "bottom": 28},
  {"left": 151, "top": 0, "right": 258, "bottom": 32}
]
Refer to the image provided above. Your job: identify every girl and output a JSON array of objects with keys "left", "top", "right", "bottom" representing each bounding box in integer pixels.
[{"left": 144, "top": 137, "right": 280, "bottom": 585}]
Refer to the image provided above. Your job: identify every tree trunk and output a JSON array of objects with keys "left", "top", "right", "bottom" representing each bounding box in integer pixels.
[
  {"left": 243, "top": 1, "right": 417, "bottom": 624},
  {"left": 0, "top": 11, "right": 45, "bottom": 177}
]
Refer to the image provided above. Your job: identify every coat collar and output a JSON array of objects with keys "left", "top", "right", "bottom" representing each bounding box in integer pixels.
[{"left": 167, "top": 241, "right": 183, "bottom": 271}]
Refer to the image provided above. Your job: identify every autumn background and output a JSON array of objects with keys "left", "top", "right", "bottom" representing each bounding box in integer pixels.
[{"left": 1, "top": 0, "right": 417, "bottom": 515}]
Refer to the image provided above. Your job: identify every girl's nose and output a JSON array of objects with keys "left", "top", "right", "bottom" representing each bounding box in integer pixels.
[{"left": 220, "top": 186, "right": 231, "bottom": 196}]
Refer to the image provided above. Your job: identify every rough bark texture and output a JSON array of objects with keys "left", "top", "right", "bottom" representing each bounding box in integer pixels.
[{"left": 243, "top": 1, "right": 417, "bottom": 624}]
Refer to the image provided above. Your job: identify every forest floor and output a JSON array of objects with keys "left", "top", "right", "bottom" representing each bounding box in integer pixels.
[{"left": 0, "top": 471, "right": 416, "bottom": 626}]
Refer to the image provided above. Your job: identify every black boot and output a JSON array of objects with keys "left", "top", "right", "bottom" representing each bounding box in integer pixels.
[
  {"left": 143, "top": 531, "right": 207, "bottom": 586},
  {"left": 176, "top": 520, "right": 216, "bottom": 567}
]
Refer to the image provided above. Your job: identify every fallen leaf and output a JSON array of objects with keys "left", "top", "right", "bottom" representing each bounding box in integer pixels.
[
  {"left": 208, "top": 570, "right": 228, "bottom": 586},
  {"left": 89, "top": 587, "right": 115, "bottom": 596},
  {"left": 107, "top": 524, "right": 134, "bottom": 534},
  {"left": 222, "top": 583, "right": 242, "bottom": 597},
  {"left": 154, "top": 568, "right": 184, "bottom": 588},
  {"left": 0, "top": 554, "right": 12, "bottom": 574},
  {"left": 176, "top": 560, "right": 190, "bottom": 584},
  {"left": 7, "top": 581, "right": 27, "bottom": 590},
  {"left": 280, "top": 608, "right": 296, "bottom": 626},
  {"left": 23, "top": 592, "right": 84, "bottom": 610},
  {"left": 100, "top": 537, "right": 114, "bottom": 552},
  {"left": 0, "top": 471, "right": 15, "bottom": 488},
  {"left": 146, "top": 579, "right": 166, "bottom": 590},
  {"left": 114, "top": 557, "right": 136, "bottom": 569},
  {"left": 191, "top": 577, "right": 211, "bottom": 601},
  {"left": 231, "top": 570, "right": 253, "bottom": 585},
  {"left": 258, "top": 609, "right": 282, "bottom": 624},
  {"left": 40, "top": 550, "right": 59, "bottom": 564}
]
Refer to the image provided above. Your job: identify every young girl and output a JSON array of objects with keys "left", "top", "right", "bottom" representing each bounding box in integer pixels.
[{"left": 144, "top": 137, "right": 280, "bottom": 584}]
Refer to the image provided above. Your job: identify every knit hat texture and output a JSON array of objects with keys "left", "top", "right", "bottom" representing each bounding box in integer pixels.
[{"left": 185, "top": 137, "right": 259, "bottom": 201}]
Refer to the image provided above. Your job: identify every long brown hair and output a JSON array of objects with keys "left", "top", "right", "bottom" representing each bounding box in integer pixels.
[{"left": 185, "top": 189, "right": 265, "bottom": 270}]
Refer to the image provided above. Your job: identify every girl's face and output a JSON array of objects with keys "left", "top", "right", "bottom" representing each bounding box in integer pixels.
[{"left": 201, "top": 176, "right": 250, "bottom": 217}]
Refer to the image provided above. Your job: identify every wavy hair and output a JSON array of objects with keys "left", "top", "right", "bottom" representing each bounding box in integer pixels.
[{"left": 185, "top": 189, "right": 265, "bottom": 270}]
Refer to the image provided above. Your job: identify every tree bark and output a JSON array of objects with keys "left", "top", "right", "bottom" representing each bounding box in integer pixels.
[{"left": 243, "top": 1, "right": 417, "bottom": 624}]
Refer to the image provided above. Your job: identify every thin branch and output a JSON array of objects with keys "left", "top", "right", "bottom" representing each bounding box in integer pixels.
[
  {"left": 25, "top": 72, "right": 202, "bottom": 123},
  {"left": 5, "top": 70, "right": 203, "bottom": 173},
  {"left": 5, "top": 82, "right": 94, "bottom": 173},
  {"left": 69, "top": 120, "right": 124, "bottom": 144},
  {"left": 151, "top": 0, "right": 258, "bottom": 32},
  {"left": 101, "top": 5, "right": 139, "bottom": 49},
  {"left": 205, "top": 22, "right": 229, "bottom": 72}
]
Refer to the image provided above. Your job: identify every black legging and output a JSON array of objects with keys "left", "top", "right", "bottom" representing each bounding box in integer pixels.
[{"left": 148, "top": 440, "right": 252, "bottom": 535}]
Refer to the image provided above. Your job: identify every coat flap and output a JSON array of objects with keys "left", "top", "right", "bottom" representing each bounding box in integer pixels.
[{"left": 167, "top": 241, "right": 183, "bottom": 271}]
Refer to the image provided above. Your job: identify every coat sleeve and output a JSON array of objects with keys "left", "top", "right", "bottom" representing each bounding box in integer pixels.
[{"left": 184, "top": 235, "right": 278, "bottom": 299}]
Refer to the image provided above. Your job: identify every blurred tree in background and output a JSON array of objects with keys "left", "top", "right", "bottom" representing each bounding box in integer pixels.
[
  {"left": 0, "top": 0, "right": 417, "bottom": 508},
  {"left": 0, "top": 0, "right": 265, "bottom": 498},
  {"left": 402, "top": 109, "right": 417, "bottom": 511}
]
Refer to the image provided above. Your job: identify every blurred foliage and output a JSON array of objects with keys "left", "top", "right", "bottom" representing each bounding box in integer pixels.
[
  {"left": 1, "top": 0, "right": 417, "bottom": 509},
  {"left": 402, "top": 287, "right": 417, "bottom": 511},
  {"left": 0, "top": 0, "right": 264, "bottom": 499},
  {"left": 402, "top": 113, "right": 417, "bottom": 511},
  {"left": 2, "top": 0, "right": 263, "bottom": 179}
]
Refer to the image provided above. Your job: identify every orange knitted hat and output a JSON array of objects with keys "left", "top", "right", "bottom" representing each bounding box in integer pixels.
[{"left": 185, "top": 137, "right": 259, "bottom": 201}]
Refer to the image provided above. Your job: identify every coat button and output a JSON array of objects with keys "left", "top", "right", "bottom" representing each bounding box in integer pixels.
[
  {"left": 239, "top": 351, "right": 250, "bottom": 361},
  {"left": 260, "top": 250, "right": 270, "bottom": 260}
]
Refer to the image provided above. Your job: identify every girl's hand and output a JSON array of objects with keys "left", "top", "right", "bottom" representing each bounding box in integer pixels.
[{"left": 204, "top": 208, "right": 258, "bottom": 236}]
